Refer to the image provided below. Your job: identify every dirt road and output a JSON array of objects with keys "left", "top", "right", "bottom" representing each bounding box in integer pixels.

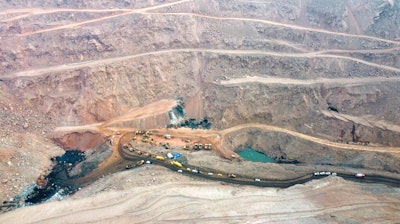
[
  {"left": 3, "top": 48, "right": 399, "bottom": 80},
  {"left": 146, "top": 12, "right": 400, "bottom": 45},
  {"left": 1, "top": 168, "right": 399, "bottom": 224},
  {"left": 220, "top": 75, "right": 400, "bottom": 86},
  {"left": 52, "top": 96, "right": 400, "bottom": 157},
  {"left": 13, "top": 0, "right": 192, "bottom": 36},
  {"left": 221, "top": 123, "right": 400, "bottom": 155},
  {"left": 321, "top": 110, "right": 400, "bottom": 133},
  {"left": 6, "top": 5, "right": 399, "bottom": 46}
]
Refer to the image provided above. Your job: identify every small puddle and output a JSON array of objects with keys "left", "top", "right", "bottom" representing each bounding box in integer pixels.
[{"left": 237, "top": 146, "right": 275, "bottom": 163}]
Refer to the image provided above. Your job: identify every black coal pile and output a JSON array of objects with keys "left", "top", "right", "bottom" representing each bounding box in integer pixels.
[
  {"left": 167, "top": 117, "right": 212, "bottom": 129},
  {"left": 24, "top": 150, "right": 85, "bottom": 205}
]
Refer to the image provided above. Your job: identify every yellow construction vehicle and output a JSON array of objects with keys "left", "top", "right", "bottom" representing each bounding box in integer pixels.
[
  {"left": 155, "top": 156, "right": 165, "bottom": 161},
  {"left": 170, "top": 161, "right": 183, "bottom": 168},
  {"left": 145, "top": 131, "right": 152, "bottom": 138}
]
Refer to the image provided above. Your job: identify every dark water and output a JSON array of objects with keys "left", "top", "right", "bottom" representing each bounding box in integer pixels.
[
  {"left": 24, "top": 150, "right": 85, "bottom": 204},
  {"left": 237, "top": 146, "right": 275, "bottom": 163}
]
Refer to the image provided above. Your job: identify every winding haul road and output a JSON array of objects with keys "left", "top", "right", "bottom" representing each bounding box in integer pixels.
[
  {"left": 220, "top": 123, "right": 400, "bottom": 155},
  {"left": 3, "top": 0, "right": 399, "bottom": 46},
  {"left": 1, "top": 0, "right": 400, "bottom": 80},
  {"left": 3, "top": 48, "right": 400, "bottom": 79},
  {"left": 117, "top": 132, "right": 400, "bottom": 188}
]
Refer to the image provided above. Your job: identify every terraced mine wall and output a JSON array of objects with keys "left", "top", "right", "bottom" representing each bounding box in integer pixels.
[{"left": 223, "top": 128, "right": 400, "bottom": 173}]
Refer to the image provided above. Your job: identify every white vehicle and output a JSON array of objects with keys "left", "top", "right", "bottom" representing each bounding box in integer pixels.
[
  {"left": 177, "top": 169, "right": 183, "bottom": 173},
  {"left": 355, "top": 173, "right": 365, "bottom": 178},
  {"left": 314, "top": 172, "right": 320, "bottom": 176},
  {"left": 325, "top": 172, "right": 331, "bottom": 175},
  {"left": 145, "top": 160, "right": 151, "bottom": 164},
  {"left": 192, "top": 169, "right": 199, "bottom": 173},
  {"left": 320, "top": 171, "right": 326, "bottom": 175},
  {"left": 207, "top": 172, "right": 214, "bottom": 176},
  {"left": 166, "top": 153, "right": 173, "bottom": 159},
  {"left": 255, "top": 178, "right": 261, "bottom": 182},
  {"left": 332, "top": 172, "right": 337, "bottom": 176}
]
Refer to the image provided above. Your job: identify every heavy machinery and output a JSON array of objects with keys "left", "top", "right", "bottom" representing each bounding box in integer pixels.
[
  {"left": 166, "top": 152, "right": 174, "bottom": 159},
  {"left": 170, "top": 161, "right": 183, "bottom": 168},
  {"left": 204, "top": 144, "right": 212, "bottom": 150},
  {"left": 228, "top": 174, "right": 237, "bottom": 178},
  {"left": 328, "top": 106, "right": 339, "bottom": 113},
  {"left": 156, "top": 156, "right": 165, "bottom": 161},
  {"left": 160, "top": 142, "right": 170, "bottom": 149},
  {"left": 145, "top": 131, "right": 152, "bottom": 138}
]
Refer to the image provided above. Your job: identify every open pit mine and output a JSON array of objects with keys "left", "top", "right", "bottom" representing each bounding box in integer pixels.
[{"left": 1, "top": 0, "right": 400, "bottom": 223}]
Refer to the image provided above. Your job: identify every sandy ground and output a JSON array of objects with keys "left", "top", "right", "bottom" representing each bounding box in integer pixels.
[{"left": 0, "top": 165, "right": 399, "bottom": 224}]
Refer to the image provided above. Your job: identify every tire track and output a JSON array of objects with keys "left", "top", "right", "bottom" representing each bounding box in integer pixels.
[
  {"left": 146, "top": 12, "right": 400, "bottom": 45},
  {"left": 4, "top": 48, "right": 400, "bottom": 79},
  {"left": 8, "top": 5, "right": 399, "bottom": 46},
  {"left": 15, "top": 0, "right": 192, "bottom": 36},
  {"left": 221, "top": 123, "right": 400, "bottom": 154},
  {"left": 220, "top": 75, "right": 400, "bottom": 87},
  {"left": 0, "top": 9, "right": 132, "bottom": 23}
]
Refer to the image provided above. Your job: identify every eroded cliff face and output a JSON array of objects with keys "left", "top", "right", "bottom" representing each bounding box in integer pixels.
[
  {"left": 0, "top": 0, "right": 398, "bottom": 129},
  {"left": 0, "top": 0, "right": 399, "bottom": 207}
]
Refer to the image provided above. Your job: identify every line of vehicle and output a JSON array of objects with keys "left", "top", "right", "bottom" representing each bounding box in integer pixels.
[{"left": 117, "top": 137, "right": 400, "bottom": 188}]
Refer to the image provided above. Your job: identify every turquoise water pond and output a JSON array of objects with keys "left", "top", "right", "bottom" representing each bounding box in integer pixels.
[{"left": 237, "top": 146, "right": 275, "bottom": 163}]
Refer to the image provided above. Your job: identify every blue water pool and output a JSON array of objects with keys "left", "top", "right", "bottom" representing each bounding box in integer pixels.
[{"left": 237, "top": 146, "right": 275, "bottom": 163}]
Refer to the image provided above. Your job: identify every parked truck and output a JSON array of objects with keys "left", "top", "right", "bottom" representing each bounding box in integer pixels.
[
  {"left": 156, "top": 156, "right": 165, "bottom": 161},
  {"left": 170, "top": 161, "right": 183, "bottom": 168},
  {"left": 355, "top": 173, "right": 365, "bottom": 178}
]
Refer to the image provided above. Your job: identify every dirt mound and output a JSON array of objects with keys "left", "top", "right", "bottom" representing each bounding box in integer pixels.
[{"left": 52, "top": 131, "right": 106, "bottom": 151}]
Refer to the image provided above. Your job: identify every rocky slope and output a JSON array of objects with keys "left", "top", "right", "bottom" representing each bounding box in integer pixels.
[
  {"left": 0, "top": 0, "right": 399, "bottom": 220},
  {"left": 1, "top": 0, "right": 399, "bottom": 128}
]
